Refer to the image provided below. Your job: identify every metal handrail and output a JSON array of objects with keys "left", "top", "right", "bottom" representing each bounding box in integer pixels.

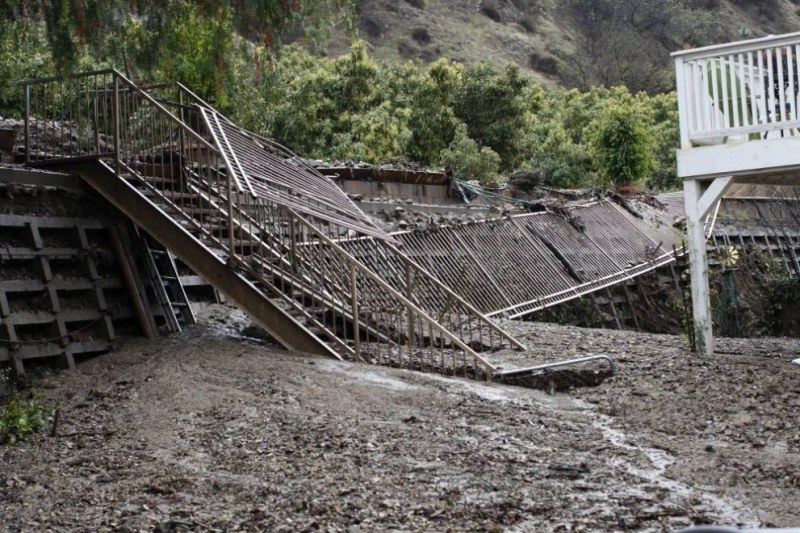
[
  {"left": 184, "top": 103, "right": 526, "bottom": 352},
  {"left": 19, "top": 68, "right": 118, "bottom": 86},
  {"left": 290, "top": 208, "right": 498, "bottom": 375},
  {"left": 493, "top": 355, "right": 614, "bottom": 380},
  {"left": 387, "top": 243, "right": 526, "bottom": 350},
  {"left": 111, "top": 70, "right": 219, "bottom": 156}
]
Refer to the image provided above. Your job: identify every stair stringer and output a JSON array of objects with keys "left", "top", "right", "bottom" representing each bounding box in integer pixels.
[{"left": 63, "top": 159, "right": 341, "bottom": 359}]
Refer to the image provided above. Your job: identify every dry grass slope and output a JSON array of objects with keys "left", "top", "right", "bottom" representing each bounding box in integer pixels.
[{"left": 341, "top": 0, "right": 800, "bottom": 86}]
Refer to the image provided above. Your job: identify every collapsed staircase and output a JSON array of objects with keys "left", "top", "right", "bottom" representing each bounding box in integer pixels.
[{"left": 20, "top": 69, "right": 525, "bottom": 380}]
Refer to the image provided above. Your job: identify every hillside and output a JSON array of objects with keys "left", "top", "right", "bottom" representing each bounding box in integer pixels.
[{"left": 343, "top": 0, "right": 800, "bottom": 92}]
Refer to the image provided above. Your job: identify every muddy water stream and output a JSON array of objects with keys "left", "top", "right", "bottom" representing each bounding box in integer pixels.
[{"left": 571, "top": 397, "right": 760, "bottom": 529}]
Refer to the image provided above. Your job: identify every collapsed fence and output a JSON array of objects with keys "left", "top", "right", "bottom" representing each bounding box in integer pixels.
[{"left": 379, "top": 198, "right": 684, "bottom": 319}]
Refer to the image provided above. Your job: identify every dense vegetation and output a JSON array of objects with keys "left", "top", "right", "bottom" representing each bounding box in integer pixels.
[
  {"left": 0, "top": 0, "right": 703, "bottom": 191},
  {"left": 230, "top": 44, "right": 677, "bottom": 189}
]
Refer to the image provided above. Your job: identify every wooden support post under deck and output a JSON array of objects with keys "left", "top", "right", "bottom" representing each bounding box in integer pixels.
[
  {"left": 605, "top": 289, "right": 622, "bottom": 329},
  {"left": 684, "top": 179, "right": 714, "bottom": 355},
  {"left": 623, "top": 283, "right": 641, "bottom": 331},
  {"left": 673, "top": 32, "right": 800, "bottom": 353}
]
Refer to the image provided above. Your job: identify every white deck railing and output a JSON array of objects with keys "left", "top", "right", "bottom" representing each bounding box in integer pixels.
[{"left": 673, "top": 31, "right": 800, "bottom": 148}]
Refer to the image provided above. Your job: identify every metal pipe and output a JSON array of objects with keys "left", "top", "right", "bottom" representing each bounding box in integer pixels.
[
  {"left": 493, "top": 355, "right": 615, "bottom": 380},
  {"left": 113, "top": 76, "right": 120, "bottom": 175},
  {"left": 23, "top": 84, "right": 30, "bottom": 165}
]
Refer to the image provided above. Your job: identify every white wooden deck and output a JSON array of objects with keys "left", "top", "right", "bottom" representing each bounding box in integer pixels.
[
  {"left": 674, "top": 32, "right": 800, "bottom": 354},
  {"left": 675, "top": 31, "right": 800, "bottom": 181}
]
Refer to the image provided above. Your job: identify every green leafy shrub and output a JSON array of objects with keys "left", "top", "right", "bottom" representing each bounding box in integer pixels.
[
  {"left": 524, "top": 112, "right": 596, "bottom": 188},
  {"left": 454, "top": 64, "right": 529, "bottom": 169},
  {"left": 644, "top": 92, "right": 680, "bottom": 191},
  {"left": 0, "top": 370, "right": 52, "bottom": 446},
  {"left": 154, "top": 3, "right": 235, "bottom": 105},
  {"left": 330, "top": 102, "right": 413, "bottom": 163},
  {"left": 0, "top": 21, "right": 54, "bottom": 117},
  {"left": 440, "top": 124, "right": 501, "bottom": 187}
]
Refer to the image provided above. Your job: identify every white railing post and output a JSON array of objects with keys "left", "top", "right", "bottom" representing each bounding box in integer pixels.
[{"left": 675, "top": 57, "right": 692, "bottom": 149}]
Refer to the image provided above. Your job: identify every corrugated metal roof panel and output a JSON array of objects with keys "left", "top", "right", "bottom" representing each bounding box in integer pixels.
[
  {"left": 655, "top": 191, "right": 685, "bottom": 219},
  {"left": 574, "top": 202, "right": 660, "bottom": 268},
  {"left": 375, "top": 198, "right": 684, "bottom": 316},
  {"left": 204, "top": 109, "right": 393, "bottom": 241},
  {"left": 451, "top": 220, "right": 577, "bottom": 304}
]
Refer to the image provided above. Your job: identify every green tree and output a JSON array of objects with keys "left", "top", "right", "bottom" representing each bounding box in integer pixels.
[
  {"left": 405, "top": 59, "right": 463, "bottom": 165},
  {"left": 0, "top": 21, "right": 53, "bottom": 116},
  {"left": 331, "top": 102, "right": 413, "bottom": 163},
  {"left": 155, "top": 3, "right": 235, "bottom": 104},
  {"left": 0, "top": 0, "right": 354, "bottom": 101},
  {"left": 643, "top": 92, "right": 680, "bottom": 191},
  {"left": 525, "top": 115, "right": 596, "bottom": 189},
  {"left": 590, "top": 104, "right": 654, "bottom": 188},
  {"left": 454, "top": 63, "right": 528, "bottom": 169},
  {"left": 264, "top": 47, "right": 340, "bottom": 158}
]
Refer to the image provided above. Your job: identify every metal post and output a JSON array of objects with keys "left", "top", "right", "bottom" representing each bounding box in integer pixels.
[
  {"left": 112, "top": 75, "right": 120, "bottom": 176},
  {"left": 289, "top": 215, "right": 297, "bottom": 274},
  {"left": 92, "top": 89, "right": 100, "bottom": 153},
  {"left": 23, "top": 85, "right": 30, "bottom": 165},
  {"left": 405, "top": 263, "right": 415, "bottom": 347},
  {"left": 350, "top": 263, "right": 361, "bottom": 360},
  {"left": 227, "top": 169, "right": 236, "bottom": 264},
  {"left": 178, "top": 88, "right": 186, "bottom": 192}
]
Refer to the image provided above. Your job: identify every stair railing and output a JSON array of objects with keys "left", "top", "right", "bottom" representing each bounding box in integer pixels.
[{"left": 165, "top": 96, "right": 527, "bottom": 358}]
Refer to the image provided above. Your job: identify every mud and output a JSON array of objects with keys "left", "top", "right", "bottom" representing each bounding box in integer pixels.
[{"left": 1, "top": 308, "right": 799, "bottom": 532}]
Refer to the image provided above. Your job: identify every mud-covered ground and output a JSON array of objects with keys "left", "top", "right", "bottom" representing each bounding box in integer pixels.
[{"left": 1, "top": 307, "right": 799, "bottom": 532}]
